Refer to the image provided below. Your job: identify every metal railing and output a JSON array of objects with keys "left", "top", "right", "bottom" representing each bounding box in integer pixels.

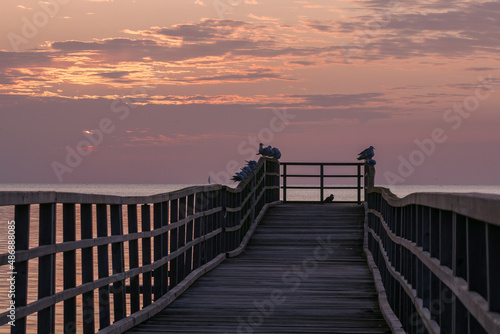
[
  {"left": 365, "top": 187, "right": 500, "bottom": 334},
  {"left": 0, "top": 158, "right": 280, "bottom": 334},
  {"left": 280, "top": 162, "right": 365, "bottom": 204}
]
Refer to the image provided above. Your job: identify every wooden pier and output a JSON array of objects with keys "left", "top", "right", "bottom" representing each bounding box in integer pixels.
[
  {"left": 126, "top": 204, "right": 390, "bottom": 333},
  {"left": 1, "top": 158, "right": 500, "bottom": 334}
]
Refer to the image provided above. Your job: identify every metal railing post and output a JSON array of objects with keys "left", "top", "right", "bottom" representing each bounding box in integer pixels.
[
  {"left": 283, "top": 164, "right": 287, "bottom": 203},
  {"left": 320, "top": 164, "right": 324, "bottom": 202}
]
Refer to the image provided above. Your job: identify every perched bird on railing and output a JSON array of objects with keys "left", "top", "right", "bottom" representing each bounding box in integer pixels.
[
  {"left": 246, "top": 160, "right": 258, "bottom": 171},
  {"left": 323, "top": 194, "right": 334, "bottom": 202},
  {"left": 257, "top": 143, "right": 282, "bottom": 160},
  {"left": 232, "top": 160, "right": 260, "bottom": 182},
  {"left": 257, "top": 143, "right": 273, "bottom": 156},
  {"left": 368, "top": 159, "right": 376, "bottom": 166},
  {"left": 231, "top": 172, "right": 247, "bottom": 182},
  {"left": 241, "top": 166, "right": 252, "bottom": 174},
  {"left": 270, "top": 147, "right": 281, "bottom": 159},
  {"left": 357, "top": 146, "right": 375, "bottom": 161}
]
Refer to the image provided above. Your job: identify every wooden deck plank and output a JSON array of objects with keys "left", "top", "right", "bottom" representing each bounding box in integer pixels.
[{"left": 126, "top": 204, "right": 391, "bottom": 334}]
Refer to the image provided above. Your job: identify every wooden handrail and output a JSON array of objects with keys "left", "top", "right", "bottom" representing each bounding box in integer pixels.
[
  {"left": 365, "top": 186, "right": 500, "bottom": 334},
  {"left": 0, "top": 157, "right": 281, "bottom": 333}
]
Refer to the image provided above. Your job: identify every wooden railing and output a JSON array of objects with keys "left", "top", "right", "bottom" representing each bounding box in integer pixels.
[
  {"left": 365, "top": 187, "right": 500, "bottom": 334},
  {"left": 280, "top": 162, "right": 365, "bottom": 203},
  {"left": 0, "top": 158, "right": 280, "bottom": 334}
]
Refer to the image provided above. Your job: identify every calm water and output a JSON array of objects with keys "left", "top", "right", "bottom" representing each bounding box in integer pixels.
[{"left": 1, "top": 183, "right": 499, "bottom": 333}]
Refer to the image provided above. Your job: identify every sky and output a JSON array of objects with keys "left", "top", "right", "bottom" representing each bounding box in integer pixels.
[{"left": 0, "top": 0, "right": 499, "bottom": 185}]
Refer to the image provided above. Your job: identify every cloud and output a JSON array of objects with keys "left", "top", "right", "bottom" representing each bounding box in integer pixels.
[
  {"left": 288, "top": 93, "right": 387, "bottom": 107},
  {"left": 465, "top": 67, "right": 497, "bottom": 72},
  {"left": 138, "top": 19, "right": 248, "bottom": 42},
  {"left": 93, "top": 71, "right": 137, "bottom": 79},
  {"left": 248, "top": 14, "right": 279, "bottom": 21},
  {"left": 336, "top": 1, "right": 500, "bottom": 59},
  {"left": 173, "top": 68, "right": 293, "bottom": 83},
  {"left": 287, "top": 60, "right": 317, "bottom": 66},
  {"left": 305, "top": 20, "right": 337, "bottom": 33}
]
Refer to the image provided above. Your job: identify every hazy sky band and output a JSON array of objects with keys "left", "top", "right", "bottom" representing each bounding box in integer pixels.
[{"left": 1, "top": 0, "right": 499, "bottom": 184}]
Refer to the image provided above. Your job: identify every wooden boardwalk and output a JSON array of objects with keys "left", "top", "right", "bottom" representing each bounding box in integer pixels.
[{"left": 127, "top": 204, "right": 390, "bottom": 334}]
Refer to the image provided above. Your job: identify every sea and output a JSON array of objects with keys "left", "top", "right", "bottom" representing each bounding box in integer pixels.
[{"left": 0, "top": 183, "right": 499, "bottom": 333}]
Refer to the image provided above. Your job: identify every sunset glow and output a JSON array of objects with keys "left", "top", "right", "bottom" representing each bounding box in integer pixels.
[{"left": 1, "top": 0, "right": 499, "bottom": 184}]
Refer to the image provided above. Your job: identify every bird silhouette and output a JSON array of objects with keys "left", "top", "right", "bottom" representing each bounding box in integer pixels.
[
  {"left": 368, "top": 159, "right": 376, "bottom": 165},
  {"left": 323, "top": 194, "right": 334, "bottom": 202},
  {"left": 241, "top": 166, "right": 252, "bottom": 174},
  {"left": 357, "top": 146, "right": 375, "bottom": 160},
  {"left": 257, "top": 143, "right": 266, "bottom": 156},
  {"left": 271, "top": 147, "right": 281, "bottom": 159}
]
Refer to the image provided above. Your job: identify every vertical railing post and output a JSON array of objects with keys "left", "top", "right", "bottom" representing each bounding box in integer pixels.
[
  {"left": 13, "top": 204, "right": 30, "bottom": 334},
  {"left": 170, "top": 199, "right": 179, "bottom": 288},
  {"left": 488, "top": 224, "right": 500, "bottom": 313},
  {"left": 219, "top": 189, "right": 227, "bottom": 254},
  {"left": 178, "top": 197, "right": 187, "bottom": 282},
  {"left": 161, "top": 201, "right": 170, "bottom": 294},
  {"left": 110, "top": 204, "right": 126, "bottom": 321},
  {"left": 127, "top": 204, "right": 140, "bottom": 314},
  {"left": 153, "top": 202, "right": 163, "bottom": 301},
  {"left": 63, "top": 203, "right": 76, "bottom": 334},
  {"left": 38, "top": 203, "right": 56, "bottom": 334},
  {"left": 274, "top": 160, "right": 280, "bottom": 202},
  {"left": 186, "top": 194, "right": 195, "bottom": 274},
  {"left": 80, "top": 204, "right": 95, "bottom": 334},
  {"left": 96, "top": 204, "right": 110, "bottom": 329},
  {"left": 364, "top": 163, "right": 375, "bottom": 205},
  {"left": 193, "top": 193, "right": 203, "bottom": 271},
  {"left": 141, "top": 204, "right": 152, "bottom": 307},
  {"left": 282, "top": 164, "right": 287, "bottom": 203},
  {"left": 357, "top": 164, "right": 361, "bottom": 204},
  {"left": 320, "top": 164, "right": 324, "bottom": 202}
]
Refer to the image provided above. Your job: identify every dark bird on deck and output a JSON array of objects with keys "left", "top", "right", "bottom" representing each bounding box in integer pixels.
[{"left": 323, "top": 194, "right": 334, "bottom": 202}]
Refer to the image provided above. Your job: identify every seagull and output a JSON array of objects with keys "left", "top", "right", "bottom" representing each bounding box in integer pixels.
[
  {"left": 257, "top": 143, "right": 266, "bottom": 156},
  {"left": 358, "top": 146, "right": 374, "bottom": 156},
  {"left": 231, "top": 174, "right": 243, "bottom": 182},
  {"left": 270, "top": 147, "right": 281, "bottom": 159},
  {"left": 323, "top": 194, "right": 334, "bottom": 203},
  {"left": 241, "top": 166, "right": 252, "bottom": 174},
  {"left": 257, "top": 143, "right": 273, "bottom": 156},
  {"left": 232, "top": 171, "right": 248, "bottom": 182},
  {"left": 263, "top": 145, "right": 273, "bottom": 156},
  {"left": 357, "top": 146, "right": 375, "bottom": 160}
]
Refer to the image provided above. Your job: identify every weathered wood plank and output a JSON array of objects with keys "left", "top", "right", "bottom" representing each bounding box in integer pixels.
[{"left": 126, "top": 204, "right": 390, "bottom": 333}]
